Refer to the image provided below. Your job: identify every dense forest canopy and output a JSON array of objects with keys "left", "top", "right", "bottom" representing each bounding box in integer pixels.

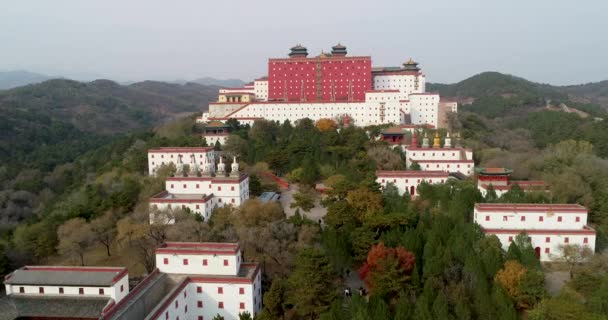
[{"left": 2, "top": 73, "right": 608, "bottom": 319}]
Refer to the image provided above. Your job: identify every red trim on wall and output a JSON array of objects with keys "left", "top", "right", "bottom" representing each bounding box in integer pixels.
[
  {"left": 475, "top": 203, "right": 587, "bottom": 213},
  {"left": 148, "top": 147, "right": 214, "bottom": 153},
  {"left": 165, "top": 174, "right": 249, "bottom": 184},
  {"left": 413, "top": 159, "right": 474, "bottom": 164},
  {"left": 482, "top": 227, "right": 596, "bottom": 235},
  {"left": 376, "top": 170, "right": 449, "bottom": 178},
  {"left": 100, "top": 269, "right": 160, "bottom": 319}
]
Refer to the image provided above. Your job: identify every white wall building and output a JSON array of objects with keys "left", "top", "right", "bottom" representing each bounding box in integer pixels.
[
  {"left": 150, "top": 157, "right": 249, "bottom": 224},
  {"left": 4, "top": 266, "right": 129, "bottom": 302},
  {"left": 377, "top": 170, "right": 450, "bottom": 197},
  {"left": 476, "top": 167, "right": 547, "bottom": 197},
  {"left": 474, "top": 203, "right": 596, "bottom": 261},
  {"left": 254, "top": 78, "right": 269, "bottom": 101},
  {"left": 198, "top": 55, "right": 455, "bottom": 129},
  {"left": 148, "top": 147, "right": 217, "bottom": 176},
  {"left": 404, "top": 133, "right": 474, "bottom": 176},
  {"left": 4, "top": 243, "right": 261, "bottom": 320},
  {"left": 148, "top": 242, "right": 262, "bottom": 320}
]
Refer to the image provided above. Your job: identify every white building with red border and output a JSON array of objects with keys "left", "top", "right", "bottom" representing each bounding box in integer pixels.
[
  {"left": 3, "top": 242, "right": 262, "bottom": 320},
  {"left": 3, "top": 266, "right": 129, "bottom": 318},
  {"left": 148, "top": 147, "right": 217, "bottom": 176},
  {"left": 150, "top": 157, "right": 249, "bottom": 223},
  {"left": 405, "top": 132, "right": 474, "bottom": 176},
  {"left": 145, "top": 242, "right": 262, "bottom": 320},
  {"left": 197, "top": 45, "right": 457, "bottom": 129},
  {"left": 476, "top": 167, "right": 547, "bottom": 197},
  {"left": 474, "top": 203, "right": 596, "bottom": 261},
  {"left": 376, "top": 170, "right": 450, "bottom": 197}
]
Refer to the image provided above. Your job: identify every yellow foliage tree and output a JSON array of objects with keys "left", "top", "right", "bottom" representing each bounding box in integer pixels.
[
  {"left": 315, "top": 118, "right": 337, "bottom": 132},
  {"left": 495, "top": 260, "right": 527, "bottom": 298}
]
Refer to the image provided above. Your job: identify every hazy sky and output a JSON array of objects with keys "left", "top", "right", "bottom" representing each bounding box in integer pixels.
[{"left": 1, "top": 0, "right": 607, "bottom": 85}]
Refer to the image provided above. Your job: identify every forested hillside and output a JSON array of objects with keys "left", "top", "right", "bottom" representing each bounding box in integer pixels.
[
  {"left": 2, "top": 73, "right": 608, "bottom": 319},
  {"left": 0, "top": 79, "right": 217, "bottom": 175},
  {"left": 429, "top": 72, "right": 608, "bottom": 118}
]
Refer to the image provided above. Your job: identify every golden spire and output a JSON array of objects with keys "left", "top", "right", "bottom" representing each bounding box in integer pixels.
[{"left": 433, "top": 132, "right": 441, "bottom": 148}]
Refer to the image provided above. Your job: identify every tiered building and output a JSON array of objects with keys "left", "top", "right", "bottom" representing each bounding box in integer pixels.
[
  {"left": 474, "top": 203, "right": 596, "bottom": 261},
  {"left": 405, "top": 132, "right": 474, "bottom": 176},
  {"left": 476, "top": 167, "right": 547, "bottom": 197},
  {"left": 198, "top": 44, "right": 457, "bottom": 129},
  {"left": 376, "top": 170, "right": 450, "bottom": 197},
  {"left": 3, "top": 242, "right": 262, "bottom": 320},
  {"left": 148, "top": 147, "right": 217, "bottom": 176},
  {"left": 150, "top": 155, "right": 249, "bottom": 224}
]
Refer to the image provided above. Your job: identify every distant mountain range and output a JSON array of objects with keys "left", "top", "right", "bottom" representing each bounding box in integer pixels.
[
  {"left": 0, "top": 70, "right": 247, "bottom": 90},
  {"left": 0, "top": 71, "right": 54, "bottom": 90},
  {"left": 173, "top": 77, "right": 246, "bottom": 88}
]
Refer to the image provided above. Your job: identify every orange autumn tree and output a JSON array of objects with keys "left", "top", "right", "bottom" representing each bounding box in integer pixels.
[
  {"left": 495, "top": 260, "right": 527, "bottom": 298},
  {"left": 315, "top": 118, "right": 337, "bottom": 132},
  {"left": 358, "top": 242, "right": 416, "bottom": 298}
]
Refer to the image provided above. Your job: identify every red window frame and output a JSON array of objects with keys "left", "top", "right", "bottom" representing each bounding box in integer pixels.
[
  {"left": 183, "top": 258, "right": 189, "bottom": 265},
  {"left": 99, "top": 288, "right": 104, "bottom": 295},
  {"left": 197, "top": 286, "right": 202, "bottom": 293},
  {"left": 218, "top": 302, "right": 224, "bottom": 309},
  {"left": 197, "top": 301, "right": 203, "bottom": 308},
  {"left": 224, "top": 259, "right": 229, "bottom": 266},
  {"left": 202, "top": 259, "right": 208, "bottom": 266},
  {"left": 163, "top": 258, "right": 169, "bottom": 265}
]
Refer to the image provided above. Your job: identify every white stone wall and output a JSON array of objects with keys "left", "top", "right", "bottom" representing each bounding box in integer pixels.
[
  {"left": 254, "top": 80, "right": 268, "bottom": 101},
  {"left": 111, "top": 274, "right": 129, "bottom": 302},
  {"left": 474, "top": 208, "right": 588, "bottom": 231},
  {"left": 372, "top": 74, "right": 424, "bottom": 96},
  {"left": 204, "top": 134, "right": 229, "bottom": 146},
  {"left": 489, "top": 232, "right": 595, "bottom": 262},
  {"left": 365, "top": 90, "right": 403, "bottom": 103},
  {"left": 223, "top": 101, "right": 401, "bottom": 126},
  {"left": 409, "top": 94, "right": 440, "bottom": 127},
  {"left": 151, "top": 276, "right": 261, "bottom": 320},
  {"left": 148, "top": 150, "right": 216, "bottom": 176},
  {"left": 377, "top": 172, "right": 449, "bottom": 196},
  {"left": 6, "top": 284, "right": 115, "bottom": 298},
  {"left": 418, "top": 161, "right": 474, "bottom": 176},
  {"left": 150, "top": 200, "right": 215, "bottom": 223},
  {"left": 165, "top": 177, "right": 249, "bottom": 206},
  {"left": 156, "top": 252, "right": 241, "bottom": 276}
]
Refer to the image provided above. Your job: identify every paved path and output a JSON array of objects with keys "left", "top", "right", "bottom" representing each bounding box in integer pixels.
[
  {"left": 545, "top": 270, "right": 569, "bottom": 296},
  {"left": 280, "top": 185, "right": 327, "bottom": 222}
]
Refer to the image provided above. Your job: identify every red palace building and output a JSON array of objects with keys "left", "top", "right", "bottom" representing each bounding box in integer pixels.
[{"left": 267, "top": 44, "right": 372, "bottom": 102}]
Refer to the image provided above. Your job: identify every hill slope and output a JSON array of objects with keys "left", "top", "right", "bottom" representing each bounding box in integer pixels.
[
  {"left": 0, "top": 79, "right": 217, "bottom": 174},
  {"left": 429, "top": 72, "right": 607, "bottom": 118}
]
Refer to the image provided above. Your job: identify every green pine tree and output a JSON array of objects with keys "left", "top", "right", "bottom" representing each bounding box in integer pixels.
[{"left": 286, "top": 248, "right": 336, "bottom": 319}]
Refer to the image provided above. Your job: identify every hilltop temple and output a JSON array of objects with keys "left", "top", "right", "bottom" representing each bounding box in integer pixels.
[{"left": 197, "top": 44, "right": 457, "bottom": 130}]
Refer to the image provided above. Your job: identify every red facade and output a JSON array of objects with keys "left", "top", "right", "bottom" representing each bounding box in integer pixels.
[{"left": 268, "top": 56, "right": 372, "bottom": 102}]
